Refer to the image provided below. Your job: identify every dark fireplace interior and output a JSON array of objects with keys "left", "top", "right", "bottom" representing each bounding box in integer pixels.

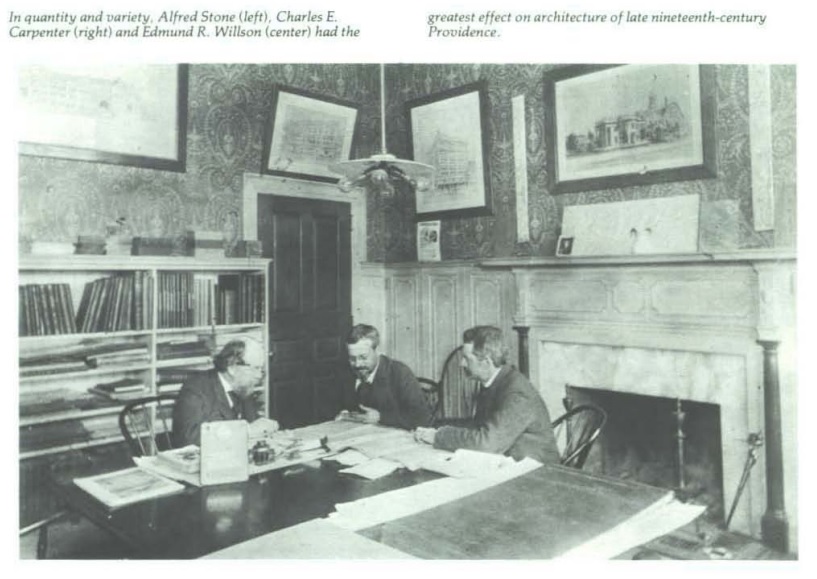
[{"left": 567, "top": 386, "right": 724, "bottom": 523}]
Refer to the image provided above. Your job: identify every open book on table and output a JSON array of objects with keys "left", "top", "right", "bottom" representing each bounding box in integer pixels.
[{"left": 73, "top": 466, "right": 185, "bottom": 509}]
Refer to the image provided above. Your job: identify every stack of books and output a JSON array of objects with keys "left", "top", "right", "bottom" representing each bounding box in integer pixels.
[
  {"left": 157, "top": 339, "right": 212, "bottom": 361},
  {"left": 88, "top": 377, "right": 148, "bottom": 401},
  {"left": 19, "top": 357, "right": 89, "bottom": 377},
  {"left": 194, "top": 231, "right": 225, "bottom": 259},
  {"left": 74, "top": 235, "right": 106, "bottom": 255},
  {"left": 20, "top": 341, "right": 150, "bottom": 378},
  {"left": 156, "top": 368, "right": 198, "bottom": 394},
  {"left": 85, "top": 343, "right": 150, "bottom": 368},
  {"left": 19, "top": 387, "right": 76, "bottom": 417},
  {"left": 20, "top": 413, "right": 122, "bottom": 452}
]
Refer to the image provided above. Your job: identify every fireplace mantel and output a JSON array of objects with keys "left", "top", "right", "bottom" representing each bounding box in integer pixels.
[
  {"left": 480, "top": 250, "right": 795, "bottom": 344},
  {"left": 479, "top": 249, "right": 795, "bottom": 269},
  {"left": 491, "top": 249, "right": 796, "bottom": 545}
]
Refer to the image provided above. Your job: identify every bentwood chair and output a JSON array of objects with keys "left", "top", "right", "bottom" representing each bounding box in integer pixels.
[
  {"left": 417, "top": 345, "right": 470, "bottom": 424},
  {"left": 550, "top": 403, "right": 607, "bottom": 469},
  {"left": 118, "top": 395, "right": 178, "bottom": 457}
]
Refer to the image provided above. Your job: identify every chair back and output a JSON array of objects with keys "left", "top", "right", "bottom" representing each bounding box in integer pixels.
[
  {"left": 417, "top": 345, "right": 477, "bottom": 423},
  {"left": 551, "top": 403, "right": 607, "bottom": 469},
  {"left": 417, "top": 377, "right": 442, "bottom": 422},
  {"left": 118, "top": 395, "right": 178, "bottom": 457}
]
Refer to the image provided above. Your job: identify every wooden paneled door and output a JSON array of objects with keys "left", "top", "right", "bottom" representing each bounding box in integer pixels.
[{"left": 257, "top": 195, "right": 352, "bottom": 428}]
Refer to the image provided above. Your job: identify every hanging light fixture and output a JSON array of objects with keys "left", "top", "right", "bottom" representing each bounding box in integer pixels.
[{"left": 329, "top": 64, "right": 434, "bottom": 196}]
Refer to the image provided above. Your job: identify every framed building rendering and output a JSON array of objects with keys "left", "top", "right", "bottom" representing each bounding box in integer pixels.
[
  {"left": 406, "top": 81, "right": 492, "bottom": 220},
  {"left": 18, "top": 64, "right": 188, "bottom": 172},
  {"left": 544, "top": 64, "right": 717, "bottom": 194},
  {"left": 261, "top": 86, "right": 360, "bottom": 183}
]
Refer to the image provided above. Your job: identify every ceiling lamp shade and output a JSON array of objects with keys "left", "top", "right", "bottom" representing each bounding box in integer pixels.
[{"left": 329, "top": 65, "right": 434, "bottom": 196}]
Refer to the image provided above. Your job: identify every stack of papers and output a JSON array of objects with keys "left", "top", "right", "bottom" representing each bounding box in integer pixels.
[
  {"left": 339, "top": 458, "right": 402, "bottom": 480},
  {"left": 419, "top": 449, "right": 517, "bottom": 478},
  {"left": 156, "top": 445, "right": 200, "bottom": 473},
  {"left": 328, "top": 449, "right": 370, "bottom": 466}
]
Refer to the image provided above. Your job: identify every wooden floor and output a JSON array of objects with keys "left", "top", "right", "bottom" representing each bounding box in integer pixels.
[{"left": 618, "top": 519, "right": 795, "bottom": 560}]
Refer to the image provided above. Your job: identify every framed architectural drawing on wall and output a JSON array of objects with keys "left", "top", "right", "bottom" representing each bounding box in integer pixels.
[
  {"left": 262, "top": 86, "right": 360, "bottom": 183},
  {"left": 406, "top": 81, "right": 492, "bottom": 220},
  {"left": 544, "top": 64, "right": 717, "bottom": 194},
  {"left": 19, "top": 64, "right": 188, "bottom": 172}
]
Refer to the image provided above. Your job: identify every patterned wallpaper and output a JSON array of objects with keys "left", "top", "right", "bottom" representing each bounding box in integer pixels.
[
  {"left": 18, "top": 63, "right": 381, "bottom": 247},
  {"left": 379, "top": 63, "right": 796, "bottom": 262},
  {"left": 18, "top": 64, "right": 795, "bottom": 262},
  {"left": 771, "top": 65, "right": 797, "bottom": 248}
]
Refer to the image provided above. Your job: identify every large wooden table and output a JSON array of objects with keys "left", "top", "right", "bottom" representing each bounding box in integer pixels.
[
  {"left": 53, "top": 455, "right": 440, "bottom": 559},
  {"left": 52, "top": 424, "right": 682, "bottom": 560}
]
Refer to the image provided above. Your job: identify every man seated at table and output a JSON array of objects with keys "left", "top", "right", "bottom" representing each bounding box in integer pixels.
[
  {"left": 337, "top": 324, "right": 432, "bottom": 430},
  {"left": 414, "top": 325, "right": 560, "bottom": 464},
  {"left": 172, "top": 337, "right": 279, "bottom": 447}
]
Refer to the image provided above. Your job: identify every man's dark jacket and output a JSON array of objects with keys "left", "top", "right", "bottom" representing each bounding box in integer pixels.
[
  {"left": 341, "top": 355, "right": 432, "bottom": 430},
  {"left": 172, "top": 369, "right": 260, "bottom": 447},
  {"left": 433, "top": 365, "right": 560, "bottom": 463}
]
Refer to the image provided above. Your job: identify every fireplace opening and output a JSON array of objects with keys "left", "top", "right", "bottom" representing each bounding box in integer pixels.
[{"left": 566, "top": 386, "right": 724, "bottom": 523}]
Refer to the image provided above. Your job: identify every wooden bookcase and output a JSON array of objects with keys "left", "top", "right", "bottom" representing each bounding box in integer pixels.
[{"left": 18, "top": 255, "right": 271, "bottom": 461}]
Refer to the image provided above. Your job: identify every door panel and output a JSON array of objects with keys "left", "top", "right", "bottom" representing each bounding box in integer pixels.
[{"left": 258, "top": 195, "right": 352, "bottom": 429}]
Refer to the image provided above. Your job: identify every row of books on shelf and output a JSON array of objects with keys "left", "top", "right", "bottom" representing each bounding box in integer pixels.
[
  {"left": 157, "top": 272, "right": 265, "bottom": 329},
  {"left": 19, "top": 272, "right": 265, "bottom": 338},
  {"left": 19, "top": 272, "right": 154, "bottom": 337},
  {"left": 19, "top": 284, "right": 77, "bottom": 336},
  {"left": 77, "top": 271, "right": 153, "bottom": 334}
]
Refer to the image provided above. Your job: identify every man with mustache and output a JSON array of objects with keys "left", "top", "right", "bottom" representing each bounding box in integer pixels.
[
  {"left": 337, "top": 324, "right": 431, "bottom": 430},
  {"left": 414, "top": 325, "right": 560, "bottom": 463}
]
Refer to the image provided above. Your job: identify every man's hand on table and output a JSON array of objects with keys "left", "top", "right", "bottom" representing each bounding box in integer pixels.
[
  {"left": 414, "top": 427, "right": 437, "bottom": 445},
  {"left": 335, "top": 405, "right": 380, "bottom": 424}
]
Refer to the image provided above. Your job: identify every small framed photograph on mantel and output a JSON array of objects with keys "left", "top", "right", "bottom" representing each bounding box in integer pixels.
[{"left": 544, "top": 64, "right": 718, "bottom": 194}]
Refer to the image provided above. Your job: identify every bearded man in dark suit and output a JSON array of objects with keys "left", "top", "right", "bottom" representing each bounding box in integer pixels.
[
  {"left": 337, "top": 324, "right": 432, "bottom": 430},
  {"left": 172, "top": 338, "right": 279, "bottom": 447}
]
